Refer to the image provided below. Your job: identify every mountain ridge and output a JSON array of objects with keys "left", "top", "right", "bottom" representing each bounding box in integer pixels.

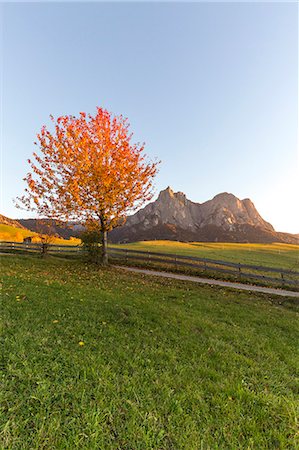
[
  {"left": 1, "top": 188, "right": 298, "bottom": 244},
  {"left": 109, "top": 187, "right": 298, "bottom": 244},
  {"left": 0, "top": 214, "right": 26, "bottom": 230}
]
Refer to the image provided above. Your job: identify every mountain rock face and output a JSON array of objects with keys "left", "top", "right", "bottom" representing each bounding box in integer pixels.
[
  {"left": 8, "top": 187, "right": 298, "bottom": 244},
  {"left": 18, "top": 219, "right": 82, "bottom": 239},
  {"left": 109, "top": 187, "right": 298, "bottom": 244}
]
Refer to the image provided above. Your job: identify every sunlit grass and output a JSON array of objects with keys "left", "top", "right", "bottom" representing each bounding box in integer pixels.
[
  {"left": 1, "top": 255, "right": 298, "bottom": 449},
  {"left": 0, "top": 224, "right": 80, "bottom": 245},
  {"left": 110, "top": 240, "right": 299, "bottom": 270}
]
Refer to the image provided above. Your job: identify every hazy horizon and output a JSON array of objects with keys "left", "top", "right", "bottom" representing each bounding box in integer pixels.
[{"left": 8, "top": 186, "right": 298, "bottom": 236}]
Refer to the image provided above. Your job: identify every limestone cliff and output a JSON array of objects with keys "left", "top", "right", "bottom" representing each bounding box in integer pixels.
[{"left": 109, "top": 187, "right": 297, "bottom": 244}]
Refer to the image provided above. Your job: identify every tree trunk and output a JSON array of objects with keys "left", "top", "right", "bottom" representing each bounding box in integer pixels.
[
  {"left": 102, "top": 230, "right": 108, "bottom": 265},
  {"left": 41, "top": 243, "right": 48, "bottom": 258}
]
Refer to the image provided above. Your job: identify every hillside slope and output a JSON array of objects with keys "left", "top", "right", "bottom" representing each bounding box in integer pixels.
[{"left": 0, "top": 214, "right": 26, "bottom": 229}]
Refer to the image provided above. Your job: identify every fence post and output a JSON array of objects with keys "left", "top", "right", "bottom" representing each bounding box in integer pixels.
[
  {"left": 238, "top": 263, "right": 241, "bottom": 278},
  {"left": 125, "top": 249, "right": 128, "bottom": 263},
  {"left": 281, "top": 273, "right": 285, "bottom": 286},
  {"left": 41, "top": 243, "right": 48, "bottom": 257},
  {"left": 174, "top": 254, "right": 177, "bottom": 268}
]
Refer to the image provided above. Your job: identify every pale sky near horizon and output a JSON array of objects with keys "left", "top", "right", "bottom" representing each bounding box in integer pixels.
[{"left": 1, "top": 1, "right": 298, "bottom": 233}]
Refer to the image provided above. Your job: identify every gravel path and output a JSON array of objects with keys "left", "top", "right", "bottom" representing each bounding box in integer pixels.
[{"left": 115, "top": 265, "right": 299, "bottom": 298}]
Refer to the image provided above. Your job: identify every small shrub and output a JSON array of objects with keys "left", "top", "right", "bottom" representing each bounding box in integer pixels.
[{"left": 80, "top": 230, "right": 103, "bottom": 263}]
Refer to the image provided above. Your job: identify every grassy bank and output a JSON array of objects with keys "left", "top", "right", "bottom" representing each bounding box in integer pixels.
[
  {"left": 1, "top": 256, "right": 298, "bottom": 449},
  {"left": 0, "top": 224, "right": 80, "bottom": 245}
]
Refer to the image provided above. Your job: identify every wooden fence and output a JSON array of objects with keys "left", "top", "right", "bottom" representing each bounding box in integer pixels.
[
  {"left": 1, "top": 241, "right": 299, "bottom": 288},
  {"left": 108, "top": 246, "right": 299, "bottom": 288},
  {"left": 0, "top": 241, "right": 84, "bottom": 256}
]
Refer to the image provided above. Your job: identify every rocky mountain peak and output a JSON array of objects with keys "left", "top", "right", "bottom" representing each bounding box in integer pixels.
[
  {"left": 174, "top": 191, "right": 187, "bottom": 204},
  {"left": 158, "top": 186, "right": 174, "bottom": 200},
  {"left": 156, "top": 187, "right": 189, "bottom": 211},
  {"left": 212, "top": 192, "right": 236, "bottom": 201},
  {"left": 209, "top": 192, "right": 242, "bottom": 208},
  {"left": 157, "top": 187, "right": 188, "bottom": 205},
  {"left": 109, "top": 187, "right": 295, "bottom": 243}
]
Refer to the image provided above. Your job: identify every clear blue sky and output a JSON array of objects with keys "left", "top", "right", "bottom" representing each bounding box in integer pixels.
[{"left": 1, "top": 2, "right": 298, "bottom": 233}]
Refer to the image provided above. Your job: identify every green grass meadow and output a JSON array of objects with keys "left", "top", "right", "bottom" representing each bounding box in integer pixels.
[
  {"left": 1, "top": 255, "right": 299, "bottom": 449},
  {"left": 110, "top": 241, "right": 299, "bottom": 271}
]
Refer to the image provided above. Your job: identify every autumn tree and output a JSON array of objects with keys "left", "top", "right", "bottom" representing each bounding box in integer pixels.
[
  {"left": 35, "top": 219, "right": 57, "bottom": 257},
  {"left": 17, "top": 107, "right": 159, "bottom": 264}
]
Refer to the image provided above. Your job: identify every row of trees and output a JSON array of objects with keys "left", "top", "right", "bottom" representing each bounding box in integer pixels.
[{"left": 17, "top": 107, "right": 159, "bottom": 263}]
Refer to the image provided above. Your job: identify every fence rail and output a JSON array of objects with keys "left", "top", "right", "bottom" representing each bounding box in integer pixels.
[
  {"left": 0, "top": 241, "right": 84, "bottom": 254},
  {"left": 108, "top": 246, "right": 299, "bottom": 287},
  {"left": 1, "top": 241, "right": 298, "bottom": 288}
]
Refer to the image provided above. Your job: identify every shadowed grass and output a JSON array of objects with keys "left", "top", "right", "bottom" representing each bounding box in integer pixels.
[{"left": 1, "top": 255, "right": 298, "bottom": 449}]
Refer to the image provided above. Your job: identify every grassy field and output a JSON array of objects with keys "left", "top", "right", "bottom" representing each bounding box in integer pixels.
[
  {"left": 1, "top": 255, "right": 298, "bottom": 449},
  {"left": 0, "top": 224, "right": 80, "bottom": 245},
  {"left": 110, "top": 240, "right": 299, "bottom": 271}
]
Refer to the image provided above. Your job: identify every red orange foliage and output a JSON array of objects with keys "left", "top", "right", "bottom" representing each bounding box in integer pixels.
[{"left": 17, "top": 107, "right": 159, "bottom": 261}]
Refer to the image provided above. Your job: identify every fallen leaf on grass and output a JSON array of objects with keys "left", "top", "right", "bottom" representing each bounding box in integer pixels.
[{"left": 16, "top": 295, "right": 27, "bottom": 302}]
